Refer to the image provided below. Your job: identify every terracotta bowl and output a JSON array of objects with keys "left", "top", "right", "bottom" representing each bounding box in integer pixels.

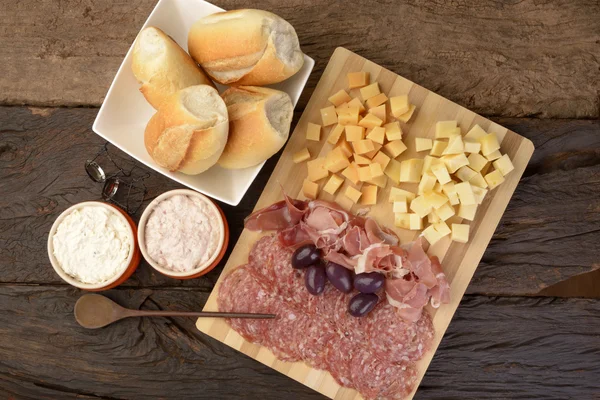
[
  {"left": 137, "top": 189, "right": 229, "bottom": 280},
  {"left": 47, "top": 201, "right": 141, "bottom": 291}
]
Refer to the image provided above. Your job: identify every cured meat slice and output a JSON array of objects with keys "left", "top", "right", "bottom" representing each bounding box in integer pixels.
[
  {"left": 350, "top": 349, "right": 417, "bottom": 400},
  {"left": 296, "top": 315, "right": 337, "bottom": 369},
  {"left": 262, "top": 302, "right": 304, "bottom": 362},
  {"left": 324, "top": 338, "right": 356, "bottom": 388},
  {"left": 366, "top": 303, "right": 435, "bottom": 363},
  {"left": 305, "top": 285, "right": 344, "bottom": 322},
  {"left": 333, "top": 292, "right": 378, "bottom": 344}
]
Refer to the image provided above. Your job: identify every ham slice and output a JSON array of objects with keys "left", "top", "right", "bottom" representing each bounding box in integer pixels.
[
  {"left": 364, "top": 217, "right": 399, "bottom": 246},
  {"left": 244, "top": 194, "right": 308, "bottom": 231},
  {"left": 429, "top": 256, "right": 451, "bottom": 308}
]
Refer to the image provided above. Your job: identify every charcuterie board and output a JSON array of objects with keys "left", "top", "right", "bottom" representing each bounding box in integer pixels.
[{"left": 197, "top": 47, "right": 534, "bottom": 399}]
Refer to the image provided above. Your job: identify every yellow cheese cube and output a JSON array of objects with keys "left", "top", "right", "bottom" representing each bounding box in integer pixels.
[
  {"left": 431, "top": 163, "right": 452, "bottom": 185},
  {"left": 360, "top": 185, "right": 378, "bottom": 205},
  {"left": 366, "top": 93, "right": 388, "bottom": 109},
  {"left": 480, "top": 161, "right": 492, "bottom": 176},
  {"left": 442, "top": 135, "right": 464, "bottom": 155},
  {"left": 384, "top": 159, "right": 402, "bottom": 183},
  {"left": 345, "top": 186, "right": 362, "bottom": 203},
  {"left": 451, "top": 223, "right": 470, "bottom": 243},
  {"left": 393, "top": 199, "right": 408, "bottom": 213},
  {"left": 493, "top": 154, "right": 514, "bottom": 176},
  {"left": 435, "top": 202, "right": 455, "bottom": 221},
  {"left": 433, "top": 181, "right": 443, "bottom": 193},
  {"left": 324, "top": 147, "right": 350, "bottom": 173},
  {"left": 435, "top": 121, "right": 457, "bottom": 139},
  {"left": 464, "top": 140, "right": 481, "bottom": 154},
  {"left": 472, "top": 185, "right": 488, "bottom": 204},
  {"left": 302, "top": 179, "right": 319, "bottom": 199},
  {"left": 337, "top": 138, "right": 353, "bottom": 158},
  {"left": 336, "top": 194, "right": 354, "bottom": 211},
  {"left": 347, "top": 97, "right": 366, "bottom": 113},
  {"left": 464, "top": 124, "right": 487, "bottom": 141},
  {"left": 455, "top": 166, "right": 477, "bottom": 182},
  {"left": 358, "top": 113, "right": 383, "bottom": 129},
  {"left": 484, "top": 169, "right": 505, "bottom": 189},
  {"left": 384, "top": 122, "right": 403, "bottom": 141},
  {"left": 389, "top": 187, "right": 417, "bottom": 203},
  {"left": 306, "top": 122, "right": 321, "bottom": 141},
  {"left": 418, "top": 172, "right": 437, "bottom": 194},
  {"left": 371, "top": 151, "right": 391, "bottom": 169},
  {"left": 360, "top": 82, "right": 380, "bottom": 101},
  {"left": 455, "top": 182, "right": 476, "bottom": 205},
  {"left": 448, "top": 127, "right": 462, "bottom": 137},
  {"left": 390, "top": 95, "right": 409, "bottom": 118},
  {"left": 369, "top": 162, "right": 384, "bottom": 178},
  {"left": 367, "top": 173, "right": 387, "bottom": 188},
  {"left": 422, "top": 225, "right": 444, "bottom": 245},
  {"left": 441, "top": 153, "right": 470, "bottom": 173},
  {"left": 342, "top": 162, "right": 360, "bottom": 185},
  {"left": 427, "top": 211, "right": 440, "bottom": 224},
  {"left": 358, "top": 166, "right": 372, "bottom": 181},
  {"left": 293, "top": 147, "right": 311, "bottom": 164},
  {"left": 347, "top": 71, "right": 370, "bottom": 89},
  {"left": 383, "top": 140, "right": 408, "bottom": 158},
  {"left": 458, "top": 203, "right": 477, "bottom": 221},
  {"left": 353, "top": 153, "right": 371, "bottom": 165},
  {"left": 363, "top": 142, "right": 382, "bottom": 159},
  {"left": 353, "top": 139, "right": 375, "bottom": 155},
  {"left": 422, "top": 155, "right": 441, "bottom": 174},
  {"left": 399, "top": 158, "right": 424, "bottom": 183},
  {"left": 337, "top": 110, "right": 360, "bottom": 126},
  {"left": 335, "top": 102, "right": 349, "bottom": 113},
  {"left": 410, "top": 195, "right": 432, "bottom": 218},
  {"left": 396, "top": 104, "right": 416, "bottom": 122},
  {"left": 394, "top": 213, "right": 411, "bottom": 229},
  {"left": 447, "top": 190, "right": 460, "bottom": 206},
  {"left": 468, "top": 153, "right": 489, "bottom": 172},
  {"left": 327, "top": 124, "right": 345, "bottom": 145},
  {"left": 307, "top": 157, "right": 329, "bottom": 181},
  {"left": 485, "top": 150, "right": 503, "bottom": 161},
  {"left": 345, "top": 125, "right": 365, "bottom": 142},
  {"left": 366, "top": 127, "right": 386, "bottom": 144},
  {"left": 442, "top": 182, "right": 456, "bottom": 197},
  {"left": 424, "top": 190, "right": 448, "bottom": 209},
  {"left": 430, "top": 140, "right": 448, "bottom": 157},
  {"left": 368, "top": 104, "right": 387, "bottom": 124},
  {"left": 434, "top": 221, "right": 451, "bottom": 237},
  {"left": 415, "top": 138, "right": 433, "bottom": 152},
  {"left": 469, "top": 172, "right": 488, "bottom": 188},
  {"left": 320, "top": 106, "right": 337, "bottom": 126},
  {"left": 323, "top": 174, "right": 344, "bottom": 195},
  {"left": 328, "top": 89, "right": 352, "bottom": 106},
  {"left": 479, "top": 133, "right": 501, "bottom": 156},
  {"left": 410, "top": 214, "right": 423, "bottom": 230}
]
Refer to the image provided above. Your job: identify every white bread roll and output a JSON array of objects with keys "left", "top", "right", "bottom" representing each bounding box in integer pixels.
[
  {"left": 144, "top": 85, "right": 228, "bottom": 175},
  {"left": 218, "top": 86, "right": 293, "bottom": 169},
  {"left": 132, "top": 26, "right": 214, "bottom": 109},
  {"left": 187, "top": 9, "right": 304, "bottom": 86}
]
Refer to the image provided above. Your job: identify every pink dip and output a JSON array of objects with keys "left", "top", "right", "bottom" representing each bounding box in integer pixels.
[{"left": 144, "top": 194, "right": 221, "bottom": 272}]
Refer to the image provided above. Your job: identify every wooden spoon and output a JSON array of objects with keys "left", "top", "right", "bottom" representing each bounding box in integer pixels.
[{"left": 74, "top": 294, "right": 275, "bottom": 329}]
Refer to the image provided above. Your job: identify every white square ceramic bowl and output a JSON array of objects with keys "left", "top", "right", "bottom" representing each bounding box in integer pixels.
[{"left": 93, "top": 0, "right": 314, "bottom": 205}]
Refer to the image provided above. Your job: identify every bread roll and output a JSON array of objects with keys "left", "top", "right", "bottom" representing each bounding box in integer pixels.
[
  {"left": 188, "top": 9, "right": 304, "bottom": 86},
  {"left": 218, "top": 86, "right": 293, "bottom": 169},
  {"left": 144, "top": 85, "right": 228, "bottom": 175},
  {"left": 132, "top": 26, "right": 214, "bottom": 109}
]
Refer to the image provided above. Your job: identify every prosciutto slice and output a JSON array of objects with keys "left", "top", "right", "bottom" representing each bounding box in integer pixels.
[{"left": 244, "top": 194, "right": 308, "bottom": 231}]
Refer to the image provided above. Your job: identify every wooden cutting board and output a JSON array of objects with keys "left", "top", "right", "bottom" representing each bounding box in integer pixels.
[{"left": 197, "top": 47, "right": 534, "bottom": 400}]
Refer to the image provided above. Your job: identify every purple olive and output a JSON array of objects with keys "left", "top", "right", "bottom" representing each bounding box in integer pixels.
[
  {"left": 305, "top": 264, "right": 326, "bottom": 295},
  {"left": 326, "top": 262, "right": 353, "bottom": 293},
  {"left": 353, "top": 272, "right": 385, "bottom": 294},
  {"left": 348, "top": 293, "right": 379, "bottom": 317},
  {"left": 292, "top": 244, "right": 321, "bottom": 269}
]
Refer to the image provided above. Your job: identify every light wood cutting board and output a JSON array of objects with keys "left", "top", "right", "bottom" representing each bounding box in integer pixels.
[{"left": 197, "top": 47, "right": 535, "bottom": 400}]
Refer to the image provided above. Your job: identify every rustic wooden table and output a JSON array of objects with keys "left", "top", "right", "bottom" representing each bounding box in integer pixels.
[{"left": 1, "top": 0, "right": 599, "bottom": 399}]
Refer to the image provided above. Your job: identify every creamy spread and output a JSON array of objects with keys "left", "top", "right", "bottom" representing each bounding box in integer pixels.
[
  {"left": 52, "top": 206, "right": 132, "bottom": 284},
  {"left": 144, "top": 194, "right": 221, "bottom": 272}
]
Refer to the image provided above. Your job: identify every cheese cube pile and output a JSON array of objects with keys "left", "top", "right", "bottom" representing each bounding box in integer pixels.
[{"left": 293, "top": 71, "right": 514, "bottom": 246}]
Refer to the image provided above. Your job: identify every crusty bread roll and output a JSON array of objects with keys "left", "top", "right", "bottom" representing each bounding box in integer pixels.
[
  {"left": 132, "top": 26, "right": 214, "bottom": 109},
  {"left": 187, "top": 9, "right": 304, "bottom": 86},
  {"left": 218, "top": 86, "right": 293, "bottom": 169},
  {"left": 144, "top": 85, "right": 228, "bottom": 175}
]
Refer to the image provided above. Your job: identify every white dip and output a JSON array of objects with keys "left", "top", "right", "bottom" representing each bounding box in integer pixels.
[
  {"left": 145, "top": 194, "right": 221, "bottom": 272},
  {"left": 52, "top": 206, "right": 132, "bottom": 284}
]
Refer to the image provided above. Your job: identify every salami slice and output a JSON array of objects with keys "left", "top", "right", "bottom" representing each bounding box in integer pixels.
[
  {"left": 323, "top": 338, "right": 356, "bottom": 388},
  {"left": 296, "top": 315, "right": 336, "bottom": 369},
  {"left": 349, "top": 349, "right": 417, "bottom": 400},
  {"left": 261, "top": 302, "right": 303, "bottom": 362},
  {"left": 366, "top": 302, "right": 435, "bottom": 362}
]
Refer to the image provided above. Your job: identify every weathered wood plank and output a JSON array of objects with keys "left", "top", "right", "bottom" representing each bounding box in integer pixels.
[
  {"left": 1, "top": 0, "right": 598, "bottom": 118},
  {"left": 0, "top": 286, "right": 598, "bottom": 399},
  {"left": 1, "top": 107, "right": 598, "bottom": 294}
]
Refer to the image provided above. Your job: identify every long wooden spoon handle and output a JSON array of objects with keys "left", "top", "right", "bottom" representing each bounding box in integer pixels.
[{"left": 125, "top": 310, "right": 276, "bottom": 319}]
